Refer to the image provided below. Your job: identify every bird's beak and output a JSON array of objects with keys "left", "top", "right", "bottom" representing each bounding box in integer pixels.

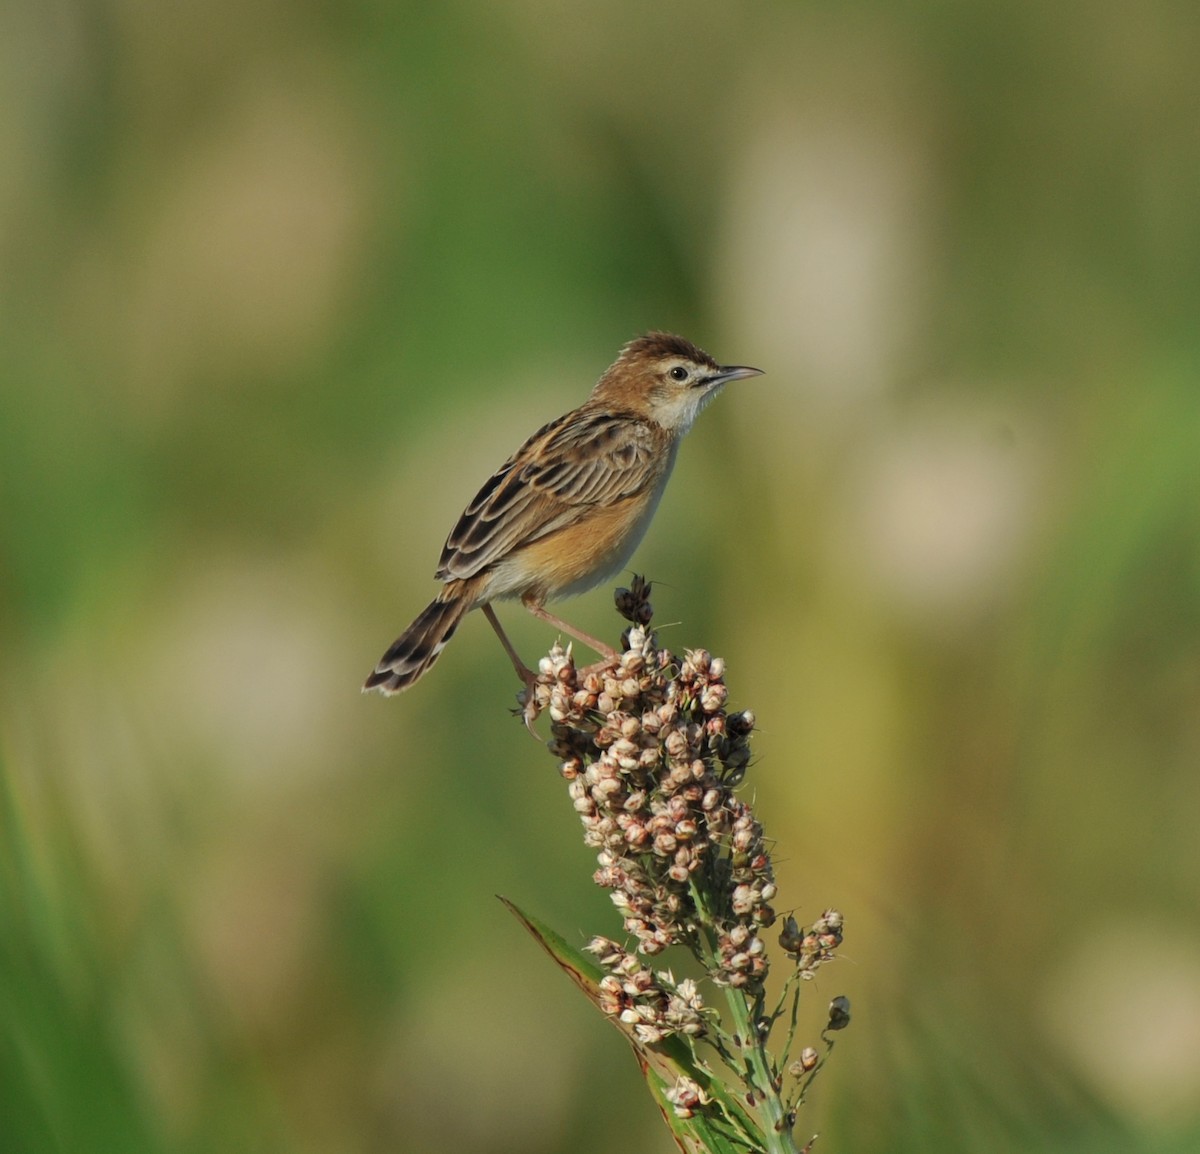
[{"left": 708, "top": 364, "right": 764, "bottom": 386}]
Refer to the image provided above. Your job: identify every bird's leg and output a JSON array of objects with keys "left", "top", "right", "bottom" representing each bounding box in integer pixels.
[
  {"left": 481, "top": 603, "right": 544, "bottom": 736},
  {"left": 480, "top": 603, "right": 536, "bottom": 684},
  {"left": 521, "top": 596, "right": 618, "bottom": 661}
]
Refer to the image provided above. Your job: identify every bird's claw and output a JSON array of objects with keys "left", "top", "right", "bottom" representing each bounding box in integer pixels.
[{"left": 517, "top": 675, "right": 543, "bottom": 740}]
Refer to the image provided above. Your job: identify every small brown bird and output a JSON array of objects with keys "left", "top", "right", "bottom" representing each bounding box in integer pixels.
[{"left": 364, "top": 332, "right": 762, "bottom": 694}]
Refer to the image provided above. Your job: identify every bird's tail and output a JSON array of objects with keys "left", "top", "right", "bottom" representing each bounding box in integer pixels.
[{"left": 363, "top": 588, "right": 473, "bottom": 694}]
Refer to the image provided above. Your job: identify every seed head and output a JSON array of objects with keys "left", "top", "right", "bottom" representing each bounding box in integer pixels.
[{"left": 531, "top": 585, "right": 795, "bottom": 996}]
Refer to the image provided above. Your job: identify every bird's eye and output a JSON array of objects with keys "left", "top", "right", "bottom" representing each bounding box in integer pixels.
[{"left": 668, "top": 366, "right": 689, "bottom": 382}]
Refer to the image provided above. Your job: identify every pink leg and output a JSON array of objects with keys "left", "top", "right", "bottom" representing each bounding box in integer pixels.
[
  {"left": 481, "top": 603, "right": 536, "bottom": 683},
  {"left": 481, "top": 603, "right": 545, "bottom": 738},
  {"left": 521, "top": 597, "right": 617, "bottom": 660}
]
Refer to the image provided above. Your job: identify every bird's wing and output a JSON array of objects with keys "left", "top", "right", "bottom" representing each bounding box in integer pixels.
[{"left": 435, "top": 408, "right": 661, "bottom": 581}]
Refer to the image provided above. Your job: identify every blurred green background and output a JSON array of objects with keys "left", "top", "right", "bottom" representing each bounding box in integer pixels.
[{"left": 3, "top": 1, "right": 1199, "bottom": 1151}]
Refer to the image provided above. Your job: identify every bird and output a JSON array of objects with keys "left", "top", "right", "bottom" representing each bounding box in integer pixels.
[{"left": 364, "top": 332, "right": 762, "bottom": 695}]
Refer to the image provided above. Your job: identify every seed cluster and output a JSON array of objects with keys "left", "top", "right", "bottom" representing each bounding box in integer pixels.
[
  {"left": 524, "top": 581, "right": 779, "bottom": 999},
  {"left": 664, "top": 1075, "right": 711, "bottom": 1120},
  {"left": 778, "top": 908, "right": 844, "bottom": 978},
  {"left": 587, "top": 936, "right": 707, "bottom": 1045}
]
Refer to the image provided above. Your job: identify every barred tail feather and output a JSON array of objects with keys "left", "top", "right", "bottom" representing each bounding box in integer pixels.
[{"left": 363, "top": 593, "right": 471, "bottom": 694}]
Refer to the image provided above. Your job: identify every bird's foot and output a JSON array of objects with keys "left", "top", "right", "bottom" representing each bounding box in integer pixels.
[{"left": 517, "top": 672, "right": 543, "bottom": 740}]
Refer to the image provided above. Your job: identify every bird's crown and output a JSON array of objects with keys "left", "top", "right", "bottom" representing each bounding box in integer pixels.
[{"left": 616, "top": 332, "right": 719, "bottom": 372}]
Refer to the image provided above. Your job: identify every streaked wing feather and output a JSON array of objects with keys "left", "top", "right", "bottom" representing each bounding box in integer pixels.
[
  {"left": 443, "top": 497, "right": 578, "bottom": 579},
  {"left": 435, "top": 408, "right": 658, "bottom": 581}
]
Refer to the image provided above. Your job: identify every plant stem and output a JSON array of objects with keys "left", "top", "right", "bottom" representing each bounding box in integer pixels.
[
  {"left": 718, "top": 981, "right": 799, "bottom": 1154},
  {"left": 690, "top": 884, "right": 799, "bottom": 1154}
]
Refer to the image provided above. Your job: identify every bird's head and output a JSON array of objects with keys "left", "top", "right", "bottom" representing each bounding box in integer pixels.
[{"left": 593, "top": 332, "right": 763, "bottom": 434}]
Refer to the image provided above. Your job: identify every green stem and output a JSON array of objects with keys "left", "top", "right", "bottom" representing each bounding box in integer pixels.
[
  {"left": 690, "top": 885, "right": 799, "bottom": 1154},
  {"left": 719, "top": 981, "right": 799, "bottom": 1154}
]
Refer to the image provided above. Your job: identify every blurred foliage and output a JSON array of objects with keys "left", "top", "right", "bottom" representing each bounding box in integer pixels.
[{"left": 3, "top": 0, "right": 1200, "bottom": 1151}]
